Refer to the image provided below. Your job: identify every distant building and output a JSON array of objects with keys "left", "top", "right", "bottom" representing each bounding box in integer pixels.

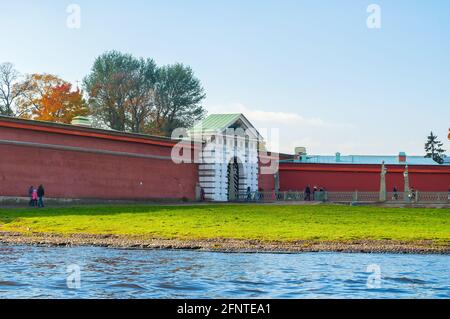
[
  {"left": 444, "top": 156, "right": 450, "bottom": 165},
  {"left": 290, "top": 152, "right": 438, "bottom": 166}
]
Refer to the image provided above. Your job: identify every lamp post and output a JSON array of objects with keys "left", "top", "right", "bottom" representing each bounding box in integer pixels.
[{"left": 274, "top": 171, "right": 280, "bottom": 193}]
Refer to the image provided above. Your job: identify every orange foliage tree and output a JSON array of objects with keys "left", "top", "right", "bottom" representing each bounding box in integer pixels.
[{"left": 17, "top": 74, "right": 89, "bottom": 124}]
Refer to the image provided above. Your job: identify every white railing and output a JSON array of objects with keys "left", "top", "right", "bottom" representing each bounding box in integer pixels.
[
  {"left": 416, "top": 192, "right": 449, "bottom": 203},
  {"left": 235, "top": 191, "right": 450, "bottom": 204}
]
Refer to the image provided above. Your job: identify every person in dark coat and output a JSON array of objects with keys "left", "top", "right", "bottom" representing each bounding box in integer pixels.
[
  {"left": 246, "top": 186, "right": 252, "bottom": 201},
  {"left": 305, "top": 185, "right": 311, "bottom": 201},
  {"left": 410, "top": 187, "right": 416, "bottom": 202},
  {"left": 37, "top": 185, "right": 45, "bottom": 208},
  {"left": 304, "top": 185, "right": 311, "bottom": 201},
  {"left": 393, "top": 187, "right": 398, "bottom": 200},
  {"left": 200, "top": 187, "right": 205, "bottom": 202}
]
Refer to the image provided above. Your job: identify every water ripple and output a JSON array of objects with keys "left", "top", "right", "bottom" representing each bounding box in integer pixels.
[{"left": 0, "top": 244, "right": 448, "bottom": 299}]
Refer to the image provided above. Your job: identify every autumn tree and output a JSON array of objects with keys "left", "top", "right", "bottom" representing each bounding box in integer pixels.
[
  {"left": 0, "top": 62, "right": 30, "bottom": 116},
  {"left": 16, "top": 74, "right": 88, "bottom": 124},
  {"left": 425, "top": 131, "right": 446, "bottom": 164}
]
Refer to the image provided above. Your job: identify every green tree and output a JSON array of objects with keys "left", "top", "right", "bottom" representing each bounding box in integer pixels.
[
  {"left": 149, "top": 63, "right": 206, "bottom": 136},
  {"left": 83, "top": 51, "right": 157, "bottom": 133},
  {"left": 425, "top": 131, "right": 446, "bottom": 164},
  {"left": 84, "top": 51, "right": 206, "bottom": 136},
  {"left": 127, "top": 59, "right": 157, "bottom": 133}
]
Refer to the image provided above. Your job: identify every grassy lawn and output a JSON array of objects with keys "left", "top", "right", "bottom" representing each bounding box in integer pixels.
[{"left": 0, "top": 204, "right": 449, "bottom": 242}]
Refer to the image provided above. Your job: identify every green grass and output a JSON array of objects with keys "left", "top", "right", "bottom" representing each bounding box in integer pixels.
[{"left": 0, "top": 204, "right": 449, "bottom": 242}]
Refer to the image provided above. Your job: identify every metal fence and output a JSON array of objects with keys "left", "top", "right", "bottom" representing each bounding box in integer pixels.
[
  {"left": 415, "top": 192, "right": 449, "bottom": 203},
  {"left": 236, "top": 191, "right": 450, "bottom": 204}
]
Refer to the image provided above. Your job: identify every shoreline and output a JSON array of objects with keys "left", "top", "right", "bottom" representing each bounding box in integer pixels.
[{"left": 0, "top": 232, "right": 448, "bottom": 255}]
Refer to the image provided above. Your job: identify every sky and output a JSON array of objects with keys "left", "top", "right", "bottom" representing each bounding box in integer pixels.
[{"left": 0, "top": 0, "right": 449, "bottom": 155}]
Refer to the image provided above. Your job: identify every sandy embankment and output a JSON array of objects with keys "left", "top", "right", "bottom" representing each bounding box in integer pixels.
[{"left": 0, "top": 232, "right": 448, "bottom": 254}]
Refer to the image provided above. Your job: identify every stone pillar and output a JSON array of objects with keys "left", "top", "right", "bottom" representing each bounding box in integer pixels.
[
  {"left": 353, "top": 190, "right": 359, "bottom": 202},
  {"left": 404, "top": 164, "right": 410, "bottom": 203},
  {"left": 274, "top": 171, "right": 280, "bottom": 192},
  {"left": 379, "top": 161, "right": 387, "bottom": 202}
]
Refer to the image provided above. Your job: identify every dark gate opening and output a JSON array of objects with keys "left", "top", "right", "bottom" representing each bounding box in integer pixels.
[{"left": 227, "top": 157, "right": 240, "bottom": 201}]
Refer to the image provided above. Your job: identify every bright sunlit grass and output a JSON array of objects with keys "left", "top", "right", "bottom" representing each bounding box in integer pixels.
[{"left": 0, "top": 204, "right": 449, "bottom": 242}]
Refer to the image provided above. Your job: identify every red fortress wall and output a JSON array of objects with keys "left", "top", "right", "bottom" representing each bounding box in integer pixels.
[
  {"left": 280, "top": 163, "right": 450, "bottom": 192},
  {"left": 257, "top": 152, "right": 278, "bottom": 191},
  {"left": 2, "top": 116, "right": 448, "bottom": 200},
  {"left": 0, "top": 117, "right": 198, "bottom": 200}
]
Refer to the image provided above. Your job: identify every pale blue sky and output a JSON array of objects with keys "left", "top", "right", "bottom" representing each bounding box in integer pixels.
[{"left": 1, "top": 0, "right": 449, "bottom": 155}]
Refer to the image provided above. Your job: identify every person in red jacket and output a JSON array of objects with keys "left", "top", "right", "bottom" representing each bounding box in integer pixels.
[{"left": 31, "top": 187, "right": 38, "bottom": 207}]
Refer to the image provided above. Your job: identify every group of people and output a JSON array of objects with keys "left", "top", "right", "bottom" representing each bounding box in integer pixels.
[
  {"left": 28, "top": 185, "right": 45, "bottom": 208},
  {"left": 392, "top": 186, "right": 417, "bottom": 201},
  {"left": 304, "top": 185, "right": 326, "bottom": 201}
]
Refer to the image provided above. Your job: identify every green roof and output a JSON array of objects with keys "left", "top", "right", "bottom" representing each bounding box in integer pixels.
[
  {"left": 189, "top": 114, "right": 242, "bottom": 134},
  {"left": 71, "top": 116, "right": 92, "bottom": 127}
]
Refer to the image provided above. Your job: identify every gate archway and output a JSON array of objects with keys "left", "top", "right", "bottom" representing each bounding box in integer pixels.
[{"left": 227, "top": 156, "right": 245, "bottom": 201}]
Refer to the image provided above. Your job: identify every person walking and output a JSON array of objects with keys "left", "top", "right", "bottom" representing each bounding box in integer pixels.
[
  {"left": 304, "top": 185, "right": 311, "bottom": 201},
  {"left": 393, "top": 187, "right": 398, "bottom": 200},
  {"left": 31, "top": 187, "right": 38, "bottom": 207},
  {"left": 200, "top": 187, "right": 205, "bottom": 202},
  {"left": 28, "top": 186, "right": 34, "bottom": 207},
  {"left": 37, "top": 185, "right": 45, "bottom": 208},
  {"left": 246, "top": 186, "right": 252, "bottom": 201},
  {"left": 410, "top": 187, "right": 416, "bottom": 203}
]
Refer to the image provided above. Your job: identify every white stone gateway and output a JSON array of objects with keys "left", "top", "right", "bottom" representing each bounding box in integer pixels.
[{"left": 189, "top": 114, "right": 262, "bottom": 202}]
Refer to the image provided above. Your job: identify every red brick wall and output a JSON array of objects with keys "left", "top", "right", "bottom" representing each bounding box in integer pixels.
[
  {"left": 0, "top": 121, "right": 198, "bottom": 200},
  {"left": 258, "top": 173, "right": 276, "bottom": 191},
  {"left": 258, "top": 154, "right": 277, "bottom": 191},
  {"left": 0, "top": 126, "right": 173, "bottom": 158},
  {"left": 280, "top": 163, "right": 450, "bottom": 192}
]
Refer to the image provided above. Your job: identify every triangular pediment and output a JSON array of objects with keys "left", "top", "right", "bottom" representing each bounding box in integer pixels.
[{"left": 189, "top": 113, "right": 261, "bottom": 140}]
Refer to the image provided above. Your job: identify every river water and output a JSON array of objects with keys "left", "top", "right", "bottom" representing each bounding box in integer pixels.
[{"left": 0, "top": 245, "right": 448, "bottom": 299}]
